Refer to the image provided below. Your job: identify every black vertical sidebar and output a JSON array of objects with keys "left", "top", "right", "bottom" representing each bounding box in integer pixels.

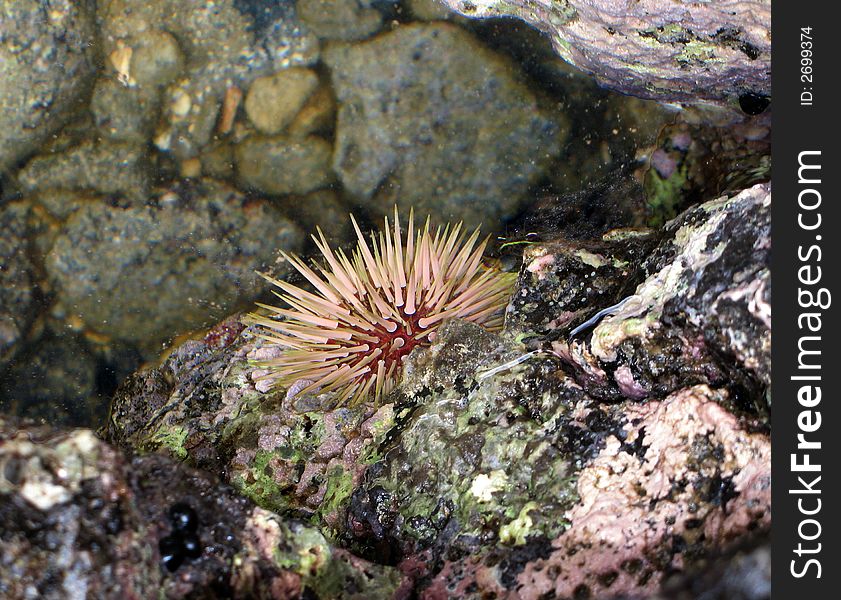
[{"left": 772, "top": 1, "right": 839, "bottom": 597}]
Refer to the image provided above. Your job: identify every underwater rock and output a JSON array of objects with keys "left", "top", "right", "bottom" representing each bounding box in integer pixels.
[
  {"left": 0, "top": 332, "right": 99, "bottom": 427},
  {"left": 0, "top": 203, "right": 38, "bottom": 368},
  {"left": 44, "top": 179, "right": 303, "bottom": 354},
  {"left": 244, "top": 68, "right": 321, "bottom": 135},
  {"left": 642, "top": 120, "right": 771, "bottom": 226},
  {"left": 286, "top": 81, "right": 337, "bottom": 139},
  {"left": 0, "top": 0, "right": 97, "bottom": 173},
  {"left": 281, "top": 188, "right": 354, "bottom": 244},
  {"left": 297, "top": 0, "right": 384, "bottom": 42},
  {"left": 90, "top": 77, "right": 163, "bottom": 145},
  {"left": 506, "top": 228, "right": 658, "bottom": 337},
  {"left": 106, "top": 313, "right": 397, "bottom": 534},
  {"left": 105, "top": 184, "right": 770, "bottom": 597},
  {"left": 125, "top": 29, "right": 186, "bottom": 89},
  {"left": 655, "top": 539, "right": 771, "bottom": 600},
  {"left": 417, "top": 384, "right": 769, "bottom": 598},
  {"left": 0, "top": 417, "right": 405, "bottom": 599},
  {"left": 546, "top": 183, "right": 771, "bottom": 406},
  {"left": 98, "top": 0, "right": 320, "bottom": 160},
  {"left": 442, "top": 0, "right": 771, "bottom": 112},
  {"left": 343, "top": 320, "right": 589, "bottom": 562},
  {"left": 17, "top": 139, "right": 152, "bottom": 205},
  {"left": 235, "top": 135, "right": 335, "bottom": 196},
  {"left": 323, "top": 22, "right": 567, "bottom": 231}
]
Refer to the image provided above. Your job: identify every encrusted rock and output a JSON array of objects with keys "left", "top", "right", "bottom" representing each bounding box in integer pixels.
[
  {"left": 106, "top": 314, "right": 396, "bottom": 534},
  {"left": 548, "top": 183, "right": 771, "bottom": 404},
  {"left": 104, "top": 181, "right": 771, "bottom": 597},
  {"left": 420, "top": 384, "right": 769, "bottom": 598},
  {"left": 507, "top": 230, "right": 658, "bottom": 337},
  {"left": 443, "top": 0, "right": 771, "bottom": 112},
  {"left": 345, "top": 320, "right": 586, "bottom": 561},
  {"left": 0, "top": 417, "right": 405, "bottom": 598}
]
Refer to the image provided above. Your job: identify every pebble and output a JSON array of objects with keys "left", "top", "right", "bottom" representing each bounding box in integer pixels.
[
  {"left": 235, "top": 135, "right": 334, "bottom": 196},
  {"left": 244, "top": 68, "right": 320, "bottom": 135}
]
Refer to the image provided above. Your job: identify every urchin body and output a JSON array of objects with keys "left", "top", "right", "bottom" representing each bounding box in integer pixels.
[{"left": 246, "top": 207, "right": 515, "bottom": 404}]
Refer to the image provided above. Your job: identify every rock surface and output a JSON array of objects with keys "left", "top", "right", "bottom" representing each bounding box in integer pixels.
[
  {"left": 419, "top": 384, "right": 768, "bottom": 599},
  {"left": 17, "top": 140, "right": 152, "bottom": 204},
  {"left": 244, "top": 68, "right": 321, "bottom": 135},
  {"left": 98, "top": 0, "right": 321, "bottom": 159},
  {"left": 323, "top": 22, "right": 567, "bottom": 231},
  {"left": 236, "top": 135, "right": 335, "bottom": 196},
  {"left": 103, "top": 182, "right": 771, "bottom": 598},
  {"left": 0, "top": 417, "right": 405, "bottom": 599},
  {"left": 0, "top": 203, "right": 39, "bottom": 367},
  {"left": 0, "top": 333, "right": 99, "bottom": 426},
  {"left": 0, "top": 0, "right": 98, "bottom": 173},
  {"left": 443, "top": 0, "right": 771, "bottom": 112},
  {"left": 549, "top": 183, "right": 771, "bottom": 404},
  {"left": 44, "top": 180, "right": 303, "bottom": 350},
  {"left": 297, "top": 0, "right": 384, "bottom": 41}
]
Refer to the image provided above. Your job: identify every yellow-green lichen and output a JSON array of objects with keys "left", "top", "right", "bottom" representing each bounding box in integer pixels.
[
  {"left": 148, "top": 424, "right": 188, "bottom": 460},
  {"left": 318, "top": 465, "right": 356, "bottom": 525},
  {"left": 499, "top": 501, "right": 538, "bottom": 545},
  {"left": 645, "top": 159, "right": 689, "bottom": 226}
]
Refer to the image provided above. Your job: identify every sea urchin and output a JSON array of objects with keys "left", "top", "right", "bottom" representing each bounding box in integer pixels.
[{"left": 246, "top": 207, "right": 515, "bottom": 405}]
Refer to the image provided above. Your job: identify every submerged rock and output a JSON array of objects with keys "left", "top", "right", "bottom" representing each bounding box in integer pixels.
[
  {"left": 297, "top": 0, "right": 384, "bottom": 42},
  {"left": 323, "top": 22, "right": 567, "bottom": 231},
  {"left": 17, "top": 140, "right": 152, "bottom": 205},
  {"left": 506, "top": 229, "right": 658, "bottom": 338},
  {"left": 106, "top": 314, "right": 396, "bottom": 534},
  {"left": 98, "top": 0, "right": 321, "bottom": 160},
  {"left": 235, "top": 135, "right": 335, "bottom": 196},
  {"left": 0, "top": 0, "right": 97, "bottom": 173},
  {"left": 0, "top": 203, "right": 39, "bottom": 368},
  {"left": 0, "top": 332, "right": 99, "bottom": 427},
  {"left": 547, "top": 183, "right": 771, "bottom": 407},
  {"left": 0, "top": 417, "right": 406, "bottom": 599},
  {"left": 104, "top": 180, "right": 770, "bottom": 597},
  {"left": 244, "top": 68, "right": 321, "bottom": 135},
  {"left": 419, "top": 384, "right": 769, "bottom": 599},
  {"left": 44, "top": 179, "right": 303, "bottom": 353},
  {"left": 442, "top": 0, "right": 771, "bottom": 112}
]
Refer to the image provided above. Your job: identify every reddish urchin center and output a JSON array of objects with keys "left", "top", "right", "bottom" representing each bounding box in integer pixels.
[
  {"left": 246, "top": 207, "right": 516, "bottom": 405},
  {"left": 340, "top": 307, "right": 429, "bottom": 373}
]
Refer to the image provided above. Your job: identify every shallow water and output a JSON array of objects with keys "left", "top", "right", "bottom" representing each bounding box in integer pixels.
[{"left": 0, "top": 0, "right": 769, "bottom": 429}]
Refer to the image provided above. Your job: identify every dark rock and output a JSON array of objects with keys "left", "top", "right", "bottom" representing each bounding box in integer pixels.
[
  {"left": 0, "top": 417, "right": 406, "bottom": 598},
  {"left": 0, "top": 202, "right": 39, "bottom": 367},
  {"left": 545, "top": 184, "right": 771, "bottom": 409}
]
